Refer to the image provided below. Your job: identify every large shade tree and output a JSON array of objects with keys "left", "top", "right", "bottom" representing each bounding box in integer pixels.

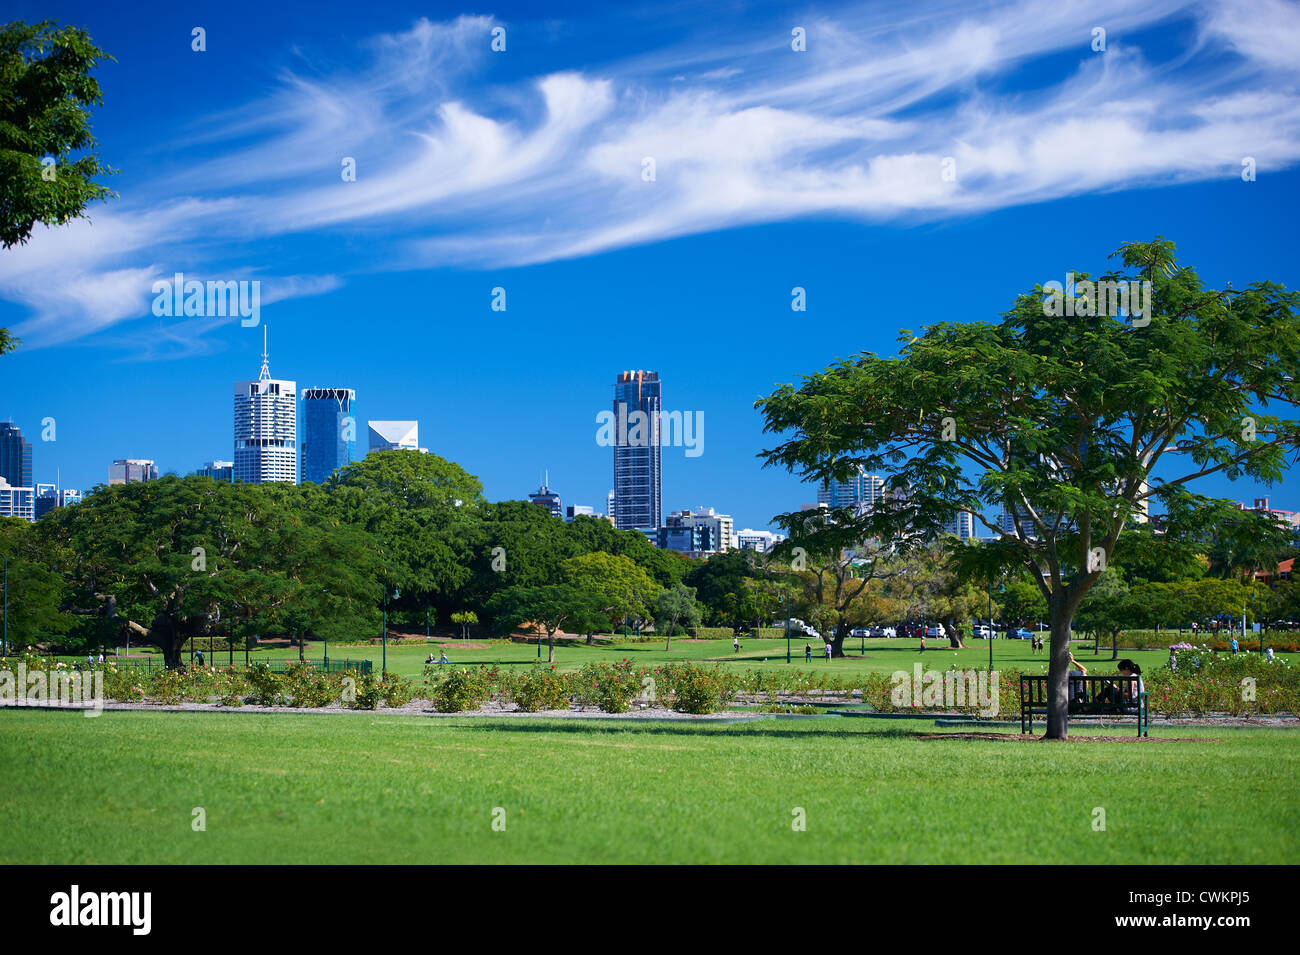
[{"left": 758, "top": 238, "right": 1300, "bottom": 738}]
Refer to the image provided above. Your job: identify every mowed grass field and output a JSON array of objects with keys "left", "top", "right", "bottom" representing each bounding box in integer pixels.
[
  {"left": 113, "top": 636, "right": 1191, "bottom": 680},
  {"left": 2, "top": 708, "right": 1296, "bottom": 864}
]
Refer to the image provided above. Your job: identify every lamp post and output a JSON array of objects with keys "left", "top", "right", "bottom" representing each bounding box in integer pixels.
[
  {"left": 781, "top": 595, "right": 790, "bottom": 663},
  {"left": 988, "top": 576, "right": 994, "bottom": 673}
]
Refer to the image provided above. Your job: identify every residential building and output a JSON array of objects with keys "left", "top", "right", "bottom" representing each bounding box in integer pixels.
[
  {"left": 612, "top": 370, "right": 662, "bottom": 532},
  {"left": 816, "top": 469, "right": 885, "bottom": 511},
  {"left": 0, "top": 421, "right": 33, "bottom": 489},
  {"left": 109, "top": 459, "right": 159, "bottom": 485},
  {"left": 658, "top": 507, "right": 733, "bottom": 558},
  {"left": 0, "top": 477, "right": 35, "bottom": 521},
  {"left": 565, "top": 504, "right": 596, "bottom": 521},
  {"left": 302, "top": 388, "right": 357, "bottom": 484},
  {"left": 943, "top": 510, "right": 976, "bottom": 541},
  {"left": 233, "top": 329, "right": 297, "bottom": 484},
  {"left": 734, "top": 528, "right": 786, "bottom": 553}
]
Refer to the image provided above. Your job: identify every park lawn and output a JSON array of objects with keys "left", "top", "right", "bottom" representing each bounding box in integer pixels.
[
  {"left": 102, "top": 637, "right": 1189, "bottom": 681},
  {"left": 0, "top": 708, "right": 1295, "bottom": 864}
]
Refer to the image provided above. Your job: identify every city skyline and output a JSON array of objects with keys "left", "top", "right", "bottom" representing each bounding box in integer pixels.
[{"left": 1, "top": 0, "right": 1298, "bottom": 532}]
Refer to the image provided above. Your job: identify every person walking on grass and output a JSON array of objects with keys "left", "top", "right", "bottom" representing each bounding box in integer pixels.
[
  {"left": 919, "top": 633, "right": 926, "bottom": 653},
  {"left": 824, "top": 641, "right": 832, "bottom": 661},
  {"left": 734, "top": 635, "right": 740, "bottom": 654},
  {"left": 804, "top": 643, "right": 812, "bottom": 663}
]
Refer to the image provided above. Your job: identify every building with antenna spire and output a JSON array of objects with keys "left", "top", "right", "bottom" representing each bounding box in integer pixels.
[
  {"left": 233, "top": 327, "right": 298, "bottom": 483},
  {"left": 528, "top": 472, "right": 563, "bottom": 519}
]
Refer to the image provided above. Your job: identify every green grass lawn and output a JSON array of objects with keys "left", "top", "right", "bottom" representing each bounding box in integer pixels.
[
  {"left": 2, "top": 708, "right": 1295, "bottom": 864},
  {"left": 101, "top": 636, "right": 1194, "bottom": 681}
]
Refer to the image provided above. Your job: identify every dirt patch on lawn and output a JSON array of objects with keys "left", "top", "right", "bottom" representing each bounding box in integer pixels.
[
  {"left": 433, "top": 642, "right": 490, "bottom": 650},
  {"left": 918, "top": 733, "right": 1219, "bottom": 743}
]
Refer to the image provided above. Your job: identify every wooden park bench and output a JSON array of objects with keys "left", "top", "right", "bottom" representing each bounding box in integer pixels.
[{"left": 1020, "top": 674, "right": 1149, "bottom": 737}]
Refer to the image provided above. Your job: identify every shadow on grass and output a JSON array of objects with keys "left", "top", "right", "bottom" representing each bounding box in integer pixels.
[{"left": 445, "top": 718, "right": 1013, "bottom": 742}]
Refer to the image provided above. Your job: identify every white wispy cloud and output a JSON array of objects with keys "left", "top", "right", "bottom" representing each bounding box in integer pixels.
[{"left": 3, "top": 0, "right": 1299, "bottom": 350}]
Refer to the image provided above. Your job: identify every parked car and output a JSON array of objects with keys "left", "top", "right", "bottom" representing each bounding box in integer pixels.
[
  {"left": 850, "top": 628, "right": 870, "bottom": 638},
  {"left": 1007, "top": 627, "right": 1035, "bottom": 639},
  {"left": 924, "top": 625, "right": 944, "bottom": 638},
  {"left": 972, "top": 625, "right": 993, "bottom": 639},
  {"left": 871, "top": 626, "right": 897, "bottom": 638}
]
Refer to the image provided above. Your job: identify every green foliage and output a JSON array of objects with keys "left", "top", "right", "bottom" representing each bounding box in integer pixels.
[
  {"left": 510, "top": 664, "right": 571, "bottom": 712},
  {"left": 0, "top": 20, "right": 116, "bottom": 252},
  {"left": 660, "top": 662, "right": 738, "bottom": 714},
  {"left": 428, "top": 667, "right": 493, "bottom": 713},
  {"left": 573, "top": 660, "right": 643, "bottom": 713}
]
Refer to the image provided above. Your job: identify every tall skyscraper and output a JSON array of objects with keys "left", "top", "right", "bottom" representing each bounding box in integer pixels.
[
  {"left": 233, "top": 329, "right": 298, "bottom": 484},
  {"left": 612, "top": 370, "right": 662, "bottom": 532},
  {"left": 302, "top": 388, "right": 356, "bottom": 483},
  {"left": 0, "top": 421, "right": 33, "bottom": 489},
  {"left": 108, "top": 459, "right": 158, "bottom": 484}
]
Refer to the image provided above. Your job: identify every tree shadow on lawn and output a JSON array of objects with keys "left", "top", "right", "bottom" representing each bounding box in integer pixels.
[{"left": 446, "top": 720, "right": 1207, "bottom": 742}]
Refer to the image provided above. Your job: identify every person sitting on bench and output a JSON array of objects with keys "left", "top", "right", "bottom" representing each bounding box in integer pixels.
[
  {"left": 1094, "top": 659, "right": 1143, "bottom": 704},
  {"left": 1067, "top": 651, "right": 1087, "bottom": 702}
]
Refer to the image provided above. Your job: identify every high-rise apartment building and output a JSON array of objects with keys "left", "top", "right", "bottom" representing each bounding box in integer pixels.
[
  {"left": 0, "top": 477, "right": 35, "bottom": 521},
  {"left": 735, "top": 528, "right": 786, "bottom": 553},
  {"left": 0, "top": 421, "right": 33, "bottom": 489},
  {"left": 109, "top": 459, "right": 158, "bottom": 485},
  {"left": 658, "top": 507, "right": 733, "bottom": 558},
  {"left": 612, "top": 370, "right": 662, "bottom": 532},
  {"left": 943, "top": 510, "right": 976, "bottom": 541},
  {"left": 816, "top": 469, "right": 885, "bottom": 512},
  {"left": 233, "top": 330, "right": 297, "bottom": 484},
  {"left": 302, "top": 388, "right": 356, "bottom": 483}
]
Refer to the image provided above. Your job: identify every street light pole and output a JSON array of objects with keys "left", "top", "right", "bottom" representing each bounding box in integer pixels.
[{"left": 988, "top": 575, "right": 994, "bottom": 673}]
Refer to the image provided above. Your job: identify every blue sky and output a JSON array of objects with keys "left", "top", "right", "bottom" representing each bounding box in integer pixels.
[{"left": 1, "top": 0, "right": 1298, "bottom": 530}]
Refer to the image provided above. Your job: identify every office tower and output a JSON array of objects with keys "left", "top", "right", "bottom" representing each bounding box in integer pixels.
[
  {"left": 34, "top": 483, "right": 56, "bottom": 519},
  {"left": 612, "top": 370, "right": 662, "bottom": 532},
  {"left": 606, "top": 489, "right": 615, "bottom": 518},
  {"left": 0, "top": 477, "right": 35, "bottom": 521},
  {"left": 196, "top": 461, "right": 234, "bottom": 481},
  {"left": 33, "top": 485, "right": 82, "bottom": 519},
  {"left": 302, "top": 388, "right": 356, "bottom": 483},
  {"left": 367, "top": 420, "right": 425, "bottom": 453},
  {"left": 528, "top": 479, "right": 563, "bottom": 519},
  {"left": 658, "top": 507, "right": 733, "bottom": 558},
  {"left": 816, "top": 469, "right": 885, "bottom": 511},
  {"left": 108, "top": 459, "right": 159, "bottom": 485},
  {"left": 233, "top": 329, "right": 298, "bottom": 484},
  {"left": 565, "top": 505, "right": 596, "bottom": 521},
  {"left": 0, "top": 421, "right": 33, "bottom": 489}
]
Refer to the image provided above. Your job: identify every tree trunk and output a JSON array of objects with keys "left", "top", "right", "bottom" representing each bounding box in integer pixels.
[
  {"left": 298, "top": 634, "right": 305, "bottom": 662},
  {"left": 548, "top": 632, "right": 555, "bottom": 664},
  {"left": 1111, "top": 631, "right": 1119, "bottom": 661},
  {"left": 1045, "top": 599, "right": 1076, "bottom": 740},
  {"left": 945, "top": 619, "right": 965, "bottom": 649},
  {"left": 830, "top": 621, "right": 849, "bottom": 658}
]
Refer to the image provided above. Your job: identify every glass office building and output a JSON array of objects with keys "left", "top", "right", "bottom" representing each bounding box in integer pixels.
[
  {"left": 301, "top": 388, "right": 356, "bottom": 484},
  {"left": 612, "top": 370, "right": 662, "bottom": 533},
  {"left": 0, "top": 421, "right": 33, "bottom": 489}
]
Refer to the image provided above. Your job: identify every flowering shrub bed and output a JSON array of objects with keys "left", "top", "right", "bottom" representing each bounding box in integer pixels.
[
  {"left": 573, "top": 660, "right": 644, "bottom": 713},
  {"left": 657, "top": 663, "right": 739, "bottom": 714},
  {"left": 510, "top": 665, "right": 572, "bottom": 712},
  {"left": 426, "top": 667, "right": 495, "bottom": 712}
]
